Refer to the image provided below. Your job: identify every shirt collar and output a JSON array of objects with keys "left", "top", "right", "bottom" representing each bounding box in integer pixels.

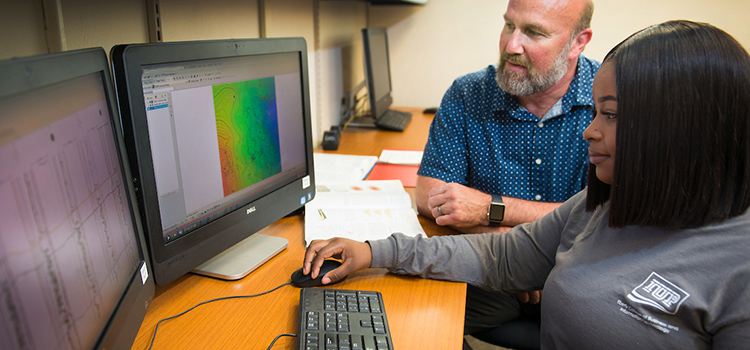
[{"left": 566, "top": 55, "right": 597, "bottom": 108}]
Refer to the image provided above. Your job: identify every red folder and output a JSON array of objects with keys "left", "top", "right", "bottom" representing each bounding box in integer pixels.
[{"left": 366, "top": 163, "right": 419, "bottom": 187}]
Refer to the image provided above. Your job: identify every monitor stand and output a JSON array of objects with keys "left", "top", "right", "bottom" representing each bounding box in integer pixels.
[
  {"left": 191, "top": 234, "right": 288, "bottom": 280},
  {"left": 347, "top": 115, "right": 377, "bottom": 128}
]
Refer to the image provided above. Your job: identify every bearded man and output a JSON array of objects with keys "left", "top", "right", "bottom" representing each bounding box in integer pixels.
[{"left": 413, "top": 0, "right": 598, "bottom": 345}]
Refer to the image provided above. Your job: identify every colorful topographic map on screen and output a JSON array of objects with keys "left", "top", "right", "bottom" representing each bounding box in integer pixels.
[{"left": 213, "top": 77, "right": 281, "bottom": 196}]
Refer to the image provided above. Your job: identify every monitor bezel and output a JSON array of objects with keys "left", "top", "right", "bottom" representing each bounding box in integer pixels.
[
  {"left": 0, "top": 47, "right": 155, "bottom": 350},
  {"left": 110, "top": 37, "right": 315, "bottom": 286},
  {"left": 362, "top": 27, "right": 394, "bottom": 119}
]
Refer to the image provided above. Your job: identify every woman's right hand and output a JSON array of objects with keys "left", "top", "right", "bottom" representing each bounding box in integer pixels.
[{"left": 303, "top": 237, "right": 373, "bottom": 285}]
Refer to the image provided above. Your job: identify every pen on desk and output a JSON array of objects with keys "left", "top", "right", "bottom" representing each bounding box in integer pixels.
[{"left": 318, "top": 209, "right": 327, "bottom": 220}]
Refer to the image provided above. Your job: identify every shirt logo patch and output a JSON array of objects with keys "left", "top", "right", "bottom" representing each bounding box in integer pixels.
[{"left": 627, "top": 272, "right": 690, "bottom": 315}]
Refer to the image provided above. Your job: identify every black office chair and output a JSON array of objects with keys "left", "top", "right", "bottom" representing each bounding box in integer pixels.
[{"left": 470, "top": 317, "right": 541, "bottom": 350}]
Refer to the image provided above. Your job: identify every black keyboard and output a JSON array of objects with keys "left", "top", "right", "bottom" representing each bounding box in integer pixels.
[
  {"left": 297, "top": 288, "right": 394, "bottom": 350},
  {"left": 374, "top": 109, "right": 412, "bottom": 131}
]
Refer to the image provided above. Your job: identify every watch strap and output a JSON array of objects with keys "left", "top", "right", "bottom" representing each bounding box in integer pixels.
[{"left": 491, "top": 194, "right": 503, "bottom": 204}]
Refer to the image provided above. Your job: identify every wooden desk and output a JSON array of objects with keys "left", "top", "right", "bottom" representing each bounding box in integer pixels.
[{"left": 129, "top": 107, "right": 466, "bottom": 350}]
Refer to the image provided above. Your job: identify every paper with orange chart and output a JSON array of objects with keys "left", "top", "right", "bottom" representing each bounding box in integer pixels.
[{"left": 303, "top": 180, "right": 426, "bottom": 246}]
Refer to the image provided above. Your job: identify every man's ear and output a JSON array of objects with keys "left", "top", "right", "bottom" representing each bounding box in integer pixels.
[{"left": 569, "top": 28, "right": 593, "bottom": 60}]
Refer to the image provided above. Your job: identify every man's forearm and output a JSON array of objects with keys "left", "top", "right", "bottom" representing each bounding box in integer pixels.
[
  {"left": 417, "top": 175, "right": 563, "bottom": 229},
  {"left": 499, "top": 196, "right": 562, "bottom": 227}
]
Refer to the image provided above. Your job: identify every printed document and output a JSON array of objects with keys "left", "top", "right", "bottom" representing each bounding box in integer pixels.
[
  {"left": 313, "top": 153, "right": 378, "bottom": 183},
  {"left": 304, "top": 180, "right": 425, "bottom": 245}
]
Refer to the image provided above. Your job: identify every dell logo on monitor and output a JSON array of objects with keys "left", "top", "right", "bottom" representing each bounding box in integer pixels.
[{"left": 246, "top": 206, "right": 256, "bottom": 215}]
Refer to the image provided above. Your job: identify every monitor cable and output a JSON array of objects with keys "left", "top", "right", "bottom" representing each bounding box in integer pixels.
[
  {"left": 342, "top": 93, "right": 369, "bottom": 129},
  {"left": 146, "top": 281, "right": 296, "bottom": 350}
]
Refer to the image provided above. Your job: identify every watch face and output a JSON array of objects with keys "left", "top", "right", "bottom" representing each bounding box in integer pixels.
[{"left": 489, "top": 202, "right": 505, "bottom": 222}]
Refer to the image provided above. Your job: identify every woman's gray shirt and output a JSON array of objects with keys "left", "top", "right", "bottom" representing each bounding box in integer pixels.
[{"left": 369, "top": 190, "right": 750, "bottom": 349}]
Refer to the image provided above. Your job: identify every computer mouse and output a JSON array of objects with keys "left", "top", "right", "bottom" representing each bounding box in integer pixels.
[{"left": 291, "top": 259, "right": 346, "bottom": 288}]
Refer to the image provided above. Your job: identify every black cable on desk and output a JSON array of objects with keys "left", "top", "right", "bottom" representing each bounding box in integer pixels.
[
  {"left": 267, "top": 333, "right": 297, "bottom": 350},
  {"left": 147, "top": 281, "right": 294, "bottom": 350}
]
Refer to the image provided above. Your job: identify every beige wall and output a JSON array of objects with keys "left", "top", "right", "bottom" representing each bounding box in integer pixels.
[
  {"left": 370, "top": 0, "right": 504, "bottom": 108},
  {"left": 589, "top": 0, "right": 750, "bottom": 62},
  {"left": 373, "top": 0, "right": 750, "bottom": 108},
  {"left": 2, "top": 0, "right": 749, "bottom": 143},
  {"left": 62, "top": 0, "right": 150, "bottom": 53},
  {"left": 0, "top": 0, "right": 149, "bottom": 59},
  {"left": 159, "top": 0, "right": 260, "bottom": 42},
  {"left": 0, "top": 0, "right": 356, "bottom": 146},
  {"left": 0, "top": 1, "right": 48, "bottom": 59}
]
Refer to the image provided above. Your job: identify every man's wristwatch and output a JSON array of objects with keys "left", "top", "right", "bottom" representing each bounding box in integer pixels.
[{"left": 487, "top": 194, "right": 505, "bottom": 224}]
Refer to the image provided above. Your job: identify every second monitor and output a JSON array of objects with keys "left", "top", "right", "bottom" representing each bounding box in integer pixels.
[
  {"left": 0, "top": 47, "right": 154, "bottom": 350},
  {"left": 348, "top": 27, "right": 412, "bottom": 131}
]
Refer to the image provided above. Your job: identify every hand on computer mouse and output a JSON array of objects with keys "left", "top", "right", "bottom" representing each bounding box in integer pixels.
[
  {"left": 291, "top": 259, "right": 346, "bottom": 287},
  {"left": 303, "top": 237, "right": 372, "bottom": 285}
]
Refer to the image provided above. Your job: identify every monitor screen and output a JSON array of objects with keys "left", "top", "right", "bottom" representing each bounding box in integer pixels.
[
  {"left": 111, "top": 37, "right": 315, "bottom": 286},
  {"left": 0, "top": 48, "right": 153, "bottom": 350},
  {"left": 362, "top": 27, "right": 394, "bottom": 118}
]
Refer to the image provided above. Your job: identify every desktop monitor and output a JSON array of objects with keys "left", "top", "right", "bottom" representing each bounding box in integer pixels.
[
  {"left": 348, "top": 27, "right": 411, "bottom": 131},
  {"left": 0, "top": 48, "right": 154, "bottom": 349},
  {"left": 363, "top": 27, "right": 393, "bottom": 119},
  {"left": 110, "top": 37, "right": 315, "bottom": 286}
]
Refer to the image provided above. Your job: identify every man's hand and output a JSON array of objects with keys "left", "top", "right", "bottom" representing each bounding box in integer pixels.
[
  {"left": 303, "top": 238, "right": 373, "bottom": 285},
  {"left": 427, "top": 183, "right": 492, "bottom": 229}
]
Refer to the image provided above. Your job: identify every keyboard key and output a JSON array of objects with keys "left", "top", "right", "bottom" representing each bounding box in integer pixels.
[
  {"left": 375, "top": 336, "right": 389, "bottom": 350},
  {"left": 368, "top": 298, "right": 381, "bottom": 313},
  {"left": 351, "top": 335, "right": 363, "bottom": 350},
  {"left": 363, "top": 336, "right": 376, "bottom": 350},
  {"left": 339, "top": 335, "right": 351, "bottom": 350},
  {"left": 306, "top": 333, "right": 319, "bottom": 348},
  {"left": 325, "top": 334, "right": 336, "bottom": 349}
]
